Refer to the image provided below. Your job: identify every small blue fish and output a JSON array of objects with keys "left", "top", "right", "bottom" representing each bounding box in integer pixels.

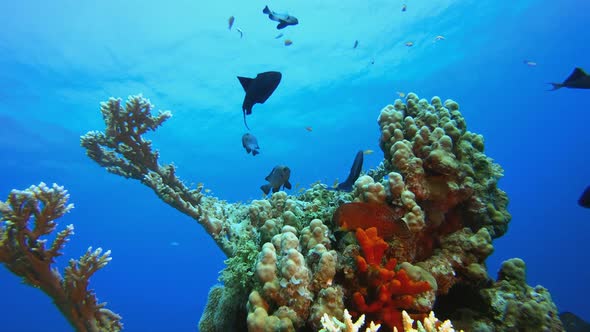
[{"left": 242, "top": 133, "right": 260, "bottom": 156}]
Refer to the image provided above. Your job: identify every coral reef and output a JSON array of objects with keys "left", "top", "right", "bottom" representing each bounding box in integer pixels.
[
  {"left": 434, "top": 258, "right": 563, "bottom": 331},
  {"left": 74, "top": 94, "right": 563, "bottom": 331},
  {"left": 0, "top": 183, "right": 122, "bottom": 332}
]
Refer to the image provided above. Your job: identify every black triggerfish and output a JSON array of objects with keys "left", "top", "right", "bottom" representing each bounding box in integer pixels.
[
  {"left": 334, "top": 150, "right": 364, "bottom": 192},
  {"left": 237, "top": 71, "right": 282, "bottom": 130},
  {"left": 578, "top": 185, "right": 590, "bottom": 208},
  {"left": 549, "top": 67, "right": 590, "bottom": 91}
]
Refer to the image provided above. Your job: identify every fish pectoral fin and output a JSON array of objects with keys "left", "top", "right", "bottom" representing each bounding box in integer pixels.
[
  {"left": 276, "top": 22, "right": 288, "bottom": 29},
  {"left": 261, "top": 184, "right": 271, "bottom": 195},
  {"left": 252, "top": 149, "right": 259, "bottom": 156},
  {"left": 237, "top": 76, "right": 253, "bottom": 91},
  {"left": 284, "top": 181, "right": 292, "bottom": 190},
  {"left": 245, "top": 147, "right": 251, "bottom": 153},
  {"left": 565, "top": 67, "right": 588, "bottom": 84},
  {"left": 272, "top": 186, "right": 280, "bottom": 193}
]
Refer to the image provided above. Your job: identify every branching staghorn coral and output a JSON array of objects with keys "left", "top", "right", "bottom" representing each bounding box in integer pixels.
[
  {"left": 0, "top": 182, "right": 121, "bottom": 332},
  {"left": 80, "top": 95, "right": 242, "bottom": 257}
]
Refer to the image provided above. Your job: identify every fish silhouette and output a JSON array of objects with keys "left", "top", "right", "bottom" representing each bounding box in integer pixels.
[
  {"left": 242, "top": 133, "right": 260, "bottom": 156},
  {"left": 237, "top": 71, "right": 282, "bottom": 130},
  {"left": 263, "top": 5, "right": 299, "bottom": 30},
  {"left": 549, "top": 67, "right": 590, "bottom": 90},
  {"left": 333, "top": 150, "right": 363, "bottom": 192},
  {"left": 261, "top": 165, "right": 292, "bottom": 195},
  {"left": 578, "top": 185, "right": 590, "bottom": 208}
]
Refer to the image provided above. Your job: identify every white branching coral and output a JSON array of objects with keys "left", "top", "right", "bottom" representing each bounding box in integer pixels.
[
  {"left": 320, "top": 309, "right": 381, "bottom": 332},
  {"left": 394, "top": 310, "right": 463, "bottom": 332},
  {"left": 0, "top": 182, "right": 122, "bottom": 332}
]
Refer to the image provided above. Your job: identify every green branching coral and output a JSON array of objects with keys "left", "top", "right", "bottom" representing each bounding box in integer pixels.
[{"left": 0, "top": 183, "right": 122, "bottom": 332}]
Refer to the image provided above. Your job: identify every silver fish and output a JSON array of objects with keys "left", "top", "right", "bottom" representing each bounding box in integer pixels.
[
  {"left": 242, "top": 133, "right": 260, "bottom": 156},
  {"left": 261, "top": 165, "right": 292, "bottom": 195}
]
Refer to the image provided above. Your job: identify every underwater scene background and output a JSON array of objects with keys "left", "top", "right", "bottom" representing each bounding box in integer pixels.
[{"left": 0, "top": 0, "right": 588, "bottom": 331}]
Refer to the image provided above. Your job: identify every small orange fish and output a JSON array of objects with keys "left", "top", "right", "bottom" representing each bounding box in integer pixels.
[
  {"left": 305, "top": 126, "right": 313, "bottom": 132},
  {"left": 405, "top": 41, "right": 414, "bottom": 47},
  {"left": 204, "top": 188, "right": 212, "bottom": 193},
  {"left": 396, "top": 91, "right": 405, "bottom": 98},
  {"left": 332, "top": 202, "right": 411, "bottom": 239},
  {"left": 363, "top": 149, "right": 374, "bottom": 155},
  {"left": 284, "top": 39, "right": 293, "bottom": 46},
  {"left": 298, "top": 187, "right": 305, "bottom": 193},
  {"left": 228, "top": 16, "right": 235, "bottom": 30}
]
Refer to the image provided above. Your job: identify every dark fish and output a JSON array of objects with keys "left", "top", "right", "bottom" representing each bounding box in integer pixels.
[
  {"left": 242, "top": 133, "right": 260, "bottom": 156},
  {"left": 237, "top": 71, "right": 282, "bottom": 130},
  {"left": 559, "top": 312, "right": 590, "bottom": 332},
  {"left": 353, "top": 40, "right": 359, "bottom": 49},
  {"left": 549, "top": 67, "right": 590, "bottom": 90},
  {"left": 261, "top": 165, "right": 292, "bottom": 195},
  {"left": 332, "top": 202, "right": 411, "bottom": 239},
  {"left": 333, "top": 150, "right": 363, "bottom": 192},
  {"left": 228, "top": 16, "right": 235, "bottom": 30},
  {"left": 578, "top": 186, "right": 590, "bottom": 208},
  {"left": 263, "top": 5, "right": 299, "bottom": 30}
]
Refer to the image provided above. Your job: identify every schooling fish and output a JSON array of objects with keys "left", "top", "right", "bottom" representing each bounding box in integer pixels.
[
  {"left": 241, "top": 133, "right": 260, "bottom": 156},
  {"left": 353, "top": 40, "right": 359, "bottom": 49},
  {"left": 578, "top": 186, "right": 590, "bottom": 208},
  {"left": 333, "top": 150, "right": 363, "bottom": 192},
  {"left": 549, "top": 67, "right": 590, "bottom": 90},
  {"left": 332, "top": 202, "right": 411, "bottom": 239},
  {"left": 237, "top": 71, "right": 282, "bottom": 129},
  {"left": 263, "top": 5, "right": 299, "bottom": 30},
  {"left": 261, "top": 165, "right": 292, "bottom": 195}
]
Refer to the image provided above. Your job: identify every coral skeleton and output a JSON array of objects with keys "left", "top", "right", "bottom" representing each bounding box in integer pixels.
[{"left": 0, "top": 183, "right": 122, "bottom": 332}]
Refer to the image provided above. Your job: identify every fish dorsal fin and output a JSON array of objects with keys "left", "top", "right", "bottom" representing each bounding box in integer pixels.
[
  {"left": 565, "top": 67, "right": 588, "bottom": 84},
  {"left": 238, "top": 76, "right": 253, "bottom": 92},
  {"left": 264, "top": 171, "right": 273, "bottom": 181}
]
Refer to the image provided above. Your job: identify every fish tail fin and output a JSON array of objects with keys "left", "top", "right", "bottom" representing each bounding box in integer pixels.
[
  {"left": 547, "top": 82, "right": 563, "bottom": 91},
  {"left": 263, "top": 5, "right": 270, "bottom": 14},
  {"left": 244, "top": 111, "right": 250, "bottom": 130},
  {"left": 252, "top": 149, "right": 259, "bottom": 156},
  {"left": 261, "top": 184, "right": 271, "bottom": 195}
]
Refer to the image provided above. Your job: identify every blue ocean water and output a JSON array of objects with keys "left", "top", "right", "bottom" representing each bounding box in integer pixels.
[{"left": 0, "top": 0, "right": 588, "bottom": 331}]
